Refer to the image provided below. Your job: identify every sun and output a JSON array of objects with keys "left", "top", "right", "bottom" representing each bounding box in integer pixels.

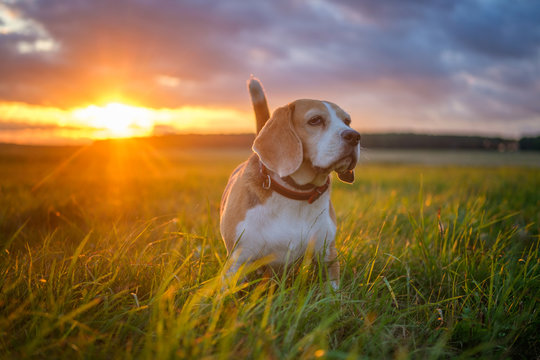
[{"left": 72, "top": 102, "right": 155, "bottom": 139}]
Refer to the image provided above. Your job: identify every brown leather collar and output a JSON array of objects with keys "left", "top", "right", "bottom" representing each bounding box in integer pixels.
[{"left": 259, "top": 163, "right": 330, "bottom": 204}]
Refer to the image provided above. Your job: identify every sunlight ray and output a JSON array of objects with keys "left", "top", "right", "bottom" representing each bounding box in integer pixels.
[{"left": 31, "top": 145, "right": 91, "bottom": 192}]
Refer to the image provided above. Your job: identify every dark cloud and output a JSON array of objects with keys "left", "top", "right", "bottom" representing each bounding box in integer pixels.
[
  {"left": 0, "top": 0, "right": 539, "bottom": 136},
  {"left": 448, "top": 1, "right": 540, "bottom": 59}
]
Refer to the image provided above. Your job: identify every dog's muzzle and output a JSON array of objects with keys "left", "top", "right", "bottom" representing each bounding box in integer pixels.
[{"left": 341, "top": 129, "right": 361, "bottom": 147}]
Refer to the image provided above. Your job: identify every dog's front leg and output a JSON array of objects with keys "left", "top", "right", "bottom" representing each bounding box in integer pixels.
[
  {"left": 224, "top": 249, "right": 245, "bottom": 281},
  {"left": 223, "top": 247, "right": 256, "bottom": 288},
  {"left": 325, "top": 245, "right": 340, "bottom": 290}
]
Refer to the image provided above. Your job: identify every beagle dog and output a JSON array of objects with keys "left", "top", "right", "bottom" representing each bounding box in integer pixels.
[{"left": 220, "top": 78, "right": 360, "bottom": 288}]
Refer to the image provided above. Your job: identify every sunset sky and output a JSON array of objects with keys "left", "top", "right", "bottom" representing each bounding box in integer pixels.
[{"left": 1, "top": 0, "right": 539, "bottom": 144}]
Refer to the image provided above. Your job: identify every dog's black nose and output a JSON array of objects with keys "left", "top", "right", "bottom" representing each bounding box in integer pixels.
[{"left": 341, "top": 129, "right": 361, "bottom": 146}]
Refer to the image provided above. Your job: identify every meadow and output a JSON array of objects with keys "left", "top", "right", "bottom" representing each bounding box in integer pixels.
[{"left": 0, "top": 141, "right": 539, "bottom": 359}]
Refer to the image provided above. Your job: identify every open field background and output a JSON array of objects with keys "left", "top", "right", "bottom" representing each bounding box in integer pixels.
[{"left": 0, "top": 141, "right": 539, "bottom": 359}]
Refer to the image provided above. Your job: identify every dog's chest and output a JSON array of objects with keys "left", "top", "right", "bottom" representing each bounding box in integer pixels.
[{"left": 235, "top": 192, "right": 336, "bottom": 262}]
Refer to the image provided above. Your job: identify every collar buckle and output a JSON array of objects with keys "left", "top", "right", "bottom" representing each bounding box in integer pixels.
[{"left": 262, "top": 174, "right": 271, "bottom": 189}]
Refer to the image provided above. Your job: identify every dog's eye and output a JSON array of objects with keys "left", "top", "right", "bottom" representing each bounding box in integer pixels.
[
  {"left": 308, "top": 116, "right": 323, "bottom": 126},
  {"left": 343, "top": 118, "right": 351, "bottom": 126}
]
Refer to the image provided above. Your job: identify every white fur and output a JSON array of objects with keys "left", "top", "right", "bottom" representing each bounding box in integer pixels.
[
  {"left": 228, "top": 191, "right": 336, "bottom": 274},
  {"left": 248, "top": 77, "right": 266, "bottom": 103},
  {"left": 311, "top": 102, "right": 357, "bottom": 169}
]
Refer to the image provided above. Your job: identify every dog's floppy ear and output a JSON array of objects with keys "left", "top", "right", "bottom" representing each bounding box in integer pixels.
[
  {"left": 253, "top": 103, "right": 302, "bottom": 177},
  {"left": 337, "top": 170, "right": 355, "bottom": 184}
]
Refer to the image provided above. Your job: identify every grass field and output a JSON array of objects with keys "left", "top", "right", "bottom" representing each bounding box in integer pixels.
[{"left": 0, "top": 141, "right": 539, "bottom": 359}]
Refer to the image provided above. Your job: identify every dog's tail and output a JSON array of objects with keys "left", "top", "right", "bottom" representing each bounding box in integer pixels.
[{"left": 248, "top": 75, "right": 270, "bottom": 134}]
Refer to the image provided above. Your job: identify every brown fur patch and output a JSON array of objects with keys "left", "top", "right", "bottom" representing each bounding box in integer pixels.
[
  {"left": 220, "top": 153, "right": 272, "bottom": 253},
  {"left": 253, "top": 104, "right": 303, "bottom": 178}
]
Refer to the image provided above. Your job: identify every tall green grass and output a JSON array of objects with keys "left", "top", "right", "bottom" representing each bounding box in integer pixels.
[{"left": 0, "top": 143, "right": 539, "bottom": 359}]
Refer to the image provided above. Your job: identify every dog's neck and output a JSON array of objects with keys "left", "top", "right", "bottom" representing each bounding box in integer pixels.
[{"left": 289, "top": 161, "right": 330, "bottom": 187}]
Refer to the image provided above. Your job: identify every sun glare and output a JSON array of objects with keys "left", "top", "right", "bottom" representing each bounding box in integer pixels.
[
  {"left": 72, "top": 102, "right": 154, "bottom": 138},
  {"left": 0, "top": 100, "right": 253, "bottom": 145}
]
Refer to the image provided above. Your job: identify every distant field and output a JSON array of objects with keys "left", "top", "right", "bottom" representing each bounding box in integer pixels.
[
  {"left": 360, "top": 149, "right": 540, "bottom": 167},
  {"left": 0, "top": 142, "right": 539, "bottom": 359}
]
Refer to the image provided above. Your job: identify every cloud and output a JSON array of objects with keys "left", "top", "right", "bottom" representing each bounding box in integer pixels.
[{"left": 0, "top": 0, "right": 539, "bottom": 137}]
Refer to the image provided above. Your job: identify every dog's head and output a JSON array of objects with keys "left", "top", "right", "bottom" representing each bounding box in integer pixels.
[{"left": 253, "top": 99, "right": 360, "bottom": 184}]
